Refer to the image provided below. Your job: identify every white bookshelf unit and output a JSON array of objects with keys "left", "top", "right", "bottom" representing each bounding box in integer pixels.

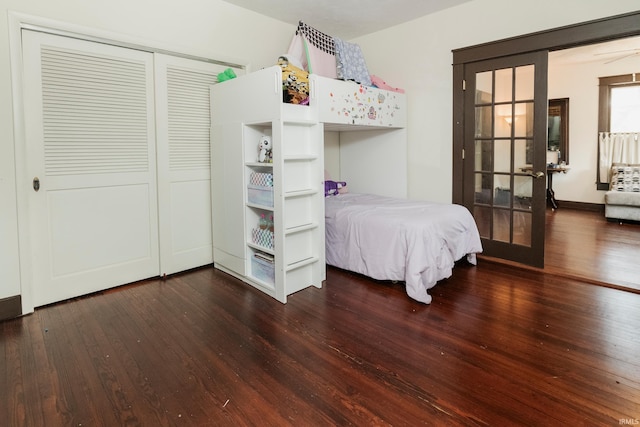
[{"left": 211, "top": 67, "right": 325, "bottom": 303}]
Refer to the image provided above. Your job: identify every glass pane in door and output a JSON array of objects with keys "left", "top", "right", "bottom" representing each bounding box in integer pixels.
[
  {"left": 513, "top": 211, "right": 532, "bottom": 246},
  {"left": 474, "top": 140, "right": 492, "bottom": 171},
  {"left": 514, "top": 102, "right": 534, "bottom": 138},
  {"left": 493, "top": 209, "right": 510, "bottom": 242},
  {"left": 495, "top": 68, "right": 513, "bottom": 103},
  {"left": 515, "top": 65, "right": 534, "bottom": 100},
  {"left": 494, "top": 174, "right": 511, "bottom": 208},
  {"left": 475, "top": 106, "right": 493, "bottom": 138},
  {"left": 474, "top": 206, "right": 491, "bottom": 239},
  {"left": 513, "top": 175, "right": 532, "bottom": 210},
  {"left": 494, "top": 104, "right": 512, "bottom": 138},
  {"left": 474, "top": 172, "right": 491, "bottom": 204},
  {"left": 494, "top": 139, "right": 511, "bottom": 173},
  {"left": 475, "top": 71, "right": 493, "bottom": 101},
  {"left": 515, "top": 139, "right": 531, "bottom": 167}
]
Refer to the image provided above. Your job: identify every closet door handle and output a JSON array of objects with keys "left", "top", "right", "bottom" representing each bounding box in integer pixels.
[
  {"left": 529, "top": 171, "right": 545, "bottom": 179},
  {"left": 33, "top": 177, "right": 40, "bottom": 192}
]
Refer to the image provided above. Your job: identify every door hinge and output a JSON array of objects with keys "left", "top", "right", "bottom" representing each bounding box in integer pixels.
[
  {"left": 462, "top": 148, "right": 465, "bottom": 159},
  {"left": 462, "top": 79, "right": 466, "bottom": 91}
]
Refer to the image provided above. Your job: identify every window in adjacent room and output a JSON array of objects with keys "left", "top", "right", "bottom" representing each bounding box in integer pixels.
[
  {"left": 598, "top": 73, "right": 640, "bottom": 132},
  {"left": 596, "top": 73, "right": 640, "bottom": 189},
  {"left": 610, "top": 84, "right": 640, "bottom": 132}
]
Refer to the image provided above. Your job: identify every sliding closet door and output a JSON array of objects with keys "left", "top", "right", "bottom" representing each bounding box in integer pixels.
[
  {"left": 154, "top": 55, "right": 238, "bottom": 275},
  {"left": 22, "top": 30, "right": 160, "bottom": 307}
]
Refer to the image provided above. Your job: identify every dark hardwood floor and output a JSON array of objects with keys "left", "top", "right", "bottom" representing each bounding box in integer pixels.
[
  {"left": 544, "top": 208, "right": 640, "bottom": 292},
  {"left": 1, "top": 209, "right": 639, "bottom": 426},
  {"left": 482, "top": 207, "right": 640, "bottom": 293}
]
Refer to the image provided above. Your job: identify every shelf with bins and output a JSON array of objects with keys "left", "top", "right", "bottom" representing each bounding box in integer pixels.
[
  {"left": 246, "top": 203, "right": 275, "bottom": 288},
  {"left": 247, "top": 210, "right": 275, "bottom": 252},
  {"left": 243, "top": 122, "right": 276, "bottom": 289}
]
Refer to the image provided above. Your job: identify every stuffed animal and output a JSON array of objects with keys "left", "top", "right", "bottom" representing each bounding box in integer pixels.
[
  {"left": 217, "top": 68, "right": 237, "bottom": 83},
  {"left": 258, "top": 136, "right": 272, "bottom": 163},
  {"left": 324, "top": 180, "right": 348, "bottom": 197},
  {"left": 287, "top": 88, "right": 309, "bottom": 105},
  {"left": 278, "top": 56, "right": 309, "bottom": 104}
]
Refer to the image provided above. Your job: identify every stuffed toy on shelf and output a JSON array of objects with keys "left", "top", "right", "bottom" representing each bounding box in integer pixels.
[{"left": 258, "top": 135, "right": 272, "bottom": 163}]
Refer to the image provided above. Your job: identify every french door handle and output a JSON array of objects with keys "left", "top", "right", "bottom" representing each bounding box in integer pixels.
[
  {"left": 33, "top": 177, "right": 40, "bottom": 192},
  {"left": 528, "top": 171, "right": 545, "bottom": 179}
]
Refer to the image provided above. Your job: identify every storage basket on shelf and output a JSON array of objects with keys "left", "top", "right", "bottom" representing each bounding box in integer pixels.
[
  {"left": 252, "top": 227, "right": 274, "bottom": 249},
  {"left": 248, "top": 172, "right": 274, "bottom": 207},
  {"left": 251, "top": 252, "right": 275, "bottom": 285}
]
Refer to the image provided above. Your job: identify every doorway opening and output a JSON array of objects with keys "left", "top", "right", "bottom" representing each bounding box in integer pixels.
[{"left": 452, "top": 11, "right": 640, "bottom": 290}]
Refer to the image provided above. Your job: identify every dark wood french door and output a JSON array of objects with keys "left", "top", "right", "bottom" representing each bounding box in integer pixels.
[{"left": 462, "top": 52, "right": 549, "bottom": 267}]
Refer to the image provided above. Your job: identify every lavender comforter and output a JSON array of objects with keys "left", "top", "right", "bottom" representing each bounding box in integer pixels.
[{"left": 325, "top": 193, "right": 483, "bottom": 303}]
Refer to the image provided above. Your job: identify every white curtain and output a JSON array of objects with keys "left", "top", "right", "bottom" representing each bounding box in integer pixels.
[{"left": 599, "top": 132, "right": 640, "bottom": 184}]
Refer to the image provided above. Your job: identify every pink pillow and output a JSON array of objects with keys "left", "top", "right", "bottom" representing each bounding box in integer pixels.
[{"left": 370, "top": 75, "right": 405, "bottom": 93}]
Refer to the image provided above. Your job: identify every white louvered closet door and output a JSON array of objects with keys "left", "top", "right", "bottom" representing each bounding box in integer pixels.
[
  {"left": 22, "top": 31, "right": 160, "bottom": 307},
  {"left": 154, "top": 55, "right": 239, "bottom": 275}
]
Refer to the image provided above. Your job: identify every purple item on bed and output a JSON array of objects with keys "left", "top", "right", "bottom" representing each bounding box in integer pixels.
[{"left": 324, "top": 180, "right": 347, "bottom": 197}]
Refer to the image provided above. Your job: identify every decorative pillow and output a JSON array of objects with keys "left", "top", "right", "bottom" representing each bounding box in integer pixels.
[
  {"left": 610, "top": 164, "right": 624, "bottom": 191},
  {"left": 610, "top": 163, "right": 640, "bottom": 192},
  {"left": 334, "top": 38, "right": 372, "bottom": 86}
]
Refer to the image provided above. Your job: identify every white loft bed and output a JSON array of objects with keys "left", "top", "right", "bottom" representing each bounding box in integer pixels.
[{"left": 211, "top": 65, "right": 481, "bottom": 304}]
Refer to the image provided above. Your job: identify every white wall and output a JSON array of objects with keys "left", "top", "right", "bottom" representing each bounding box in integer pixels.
[
  {"left": 548, "top": 51, "right": 640, "bottom": 204},
  {"left": 323, "top": 131, "right": 341, "bottom": 180},
  {"left": 0, "top": 0, "right": 294, "bottom": 301},
  {"left": 353, "top": 0, "right": 640, "bottom": 203}
]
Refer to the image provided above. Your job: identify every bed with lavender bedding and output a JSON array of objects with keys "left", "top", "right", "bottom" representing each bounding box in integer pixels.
[{"left": 325, "top": 193, "right": 483, "bottom": 304}]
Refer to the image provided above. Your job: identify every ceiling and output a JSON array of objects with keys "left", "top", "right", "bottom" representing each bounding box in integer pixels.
[
  {"left": 551, "top": 37, "right": 640, "bottom": 65},
  {"left": 221, "top": 0, "right": 474, "bottom": 40},
  {"left": 221, "top": 0, "right": 640, "bottom": 64}
]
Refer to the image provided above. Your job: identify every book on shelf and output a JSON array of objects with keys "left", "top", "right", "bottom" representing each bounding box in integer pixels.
[{"left": 254, "top": 251, "right": 274, "bottom": 263}]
